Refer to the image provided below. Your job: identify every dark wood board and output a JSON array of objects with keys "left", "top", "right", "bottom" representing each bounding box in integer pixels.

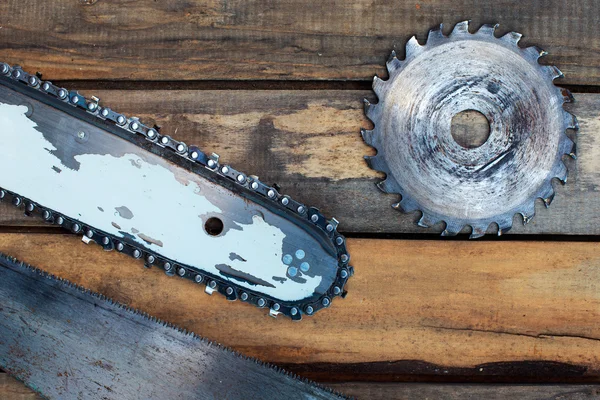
[
  {"left": 329, "top": 382, "right": 600, "bottom": 399},
  {"left": 4, "top": 373, "right": 600, "bottom": 400},
  {"left": 0, "top": 1, "right": 599, "bottom": 85},
  {"left": 0, "top": 373, "right": 41, "bottom": 400},
  {"left": 0, "top": 90, "right": 596, "bottom": 236}
]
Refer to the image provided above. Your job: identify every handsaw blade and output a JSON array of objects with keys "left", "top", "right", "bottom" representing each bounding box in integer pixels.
[
  {"left": 0, "top": 253, "right": 346, "bottom": 400},
  {"left": 0, "top": 63, "right": 352, "bottom": 319}
]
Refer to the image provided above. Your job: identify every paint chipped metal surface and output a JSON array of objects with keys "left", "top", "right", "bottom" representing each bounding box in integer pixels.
[{"left": 0, "top": 62, "right": 353, "bottom": 319}]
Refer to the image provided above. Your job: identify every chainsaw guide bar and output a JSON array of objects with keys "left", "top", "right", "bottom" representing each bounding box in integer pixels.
[{"left": 0, "top": 62, "right": 353, "bottom": 320}]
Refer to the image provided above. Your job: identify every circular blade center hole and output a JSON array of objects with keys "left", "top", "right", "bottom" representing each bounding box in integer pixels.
[
  {"left": 451, "top": 110, "right": 490, "bottom": 149},
  {"left": 204, "top": 217, "right": 224, "bottom": 236}
]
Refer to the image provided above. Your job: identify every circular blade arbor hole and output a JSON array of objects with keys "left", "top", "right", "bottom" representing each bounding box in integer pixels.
[
  {"left": 451, "top": 110, "right": 490, "bottom": 149},
  {"left": 204, "top": 217, "right": 224, "bottom": 236}
]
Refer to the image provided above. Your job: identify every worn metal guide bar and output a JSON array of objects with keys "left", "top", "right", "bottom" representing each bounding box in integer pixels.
[
  {"left": 0, "top": 253, "right": 347, "bottom": 399},
  {"left": 0, "top": 62, "right": 353, "bottom": 320}
]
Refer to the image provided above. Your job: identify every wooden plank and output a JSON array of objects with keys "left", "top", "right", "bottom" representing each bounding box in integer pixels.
[
  {"left": 4, "top": 372, "right": 600, "bottom": 400},
  {"left": 0, "top": 374, "right": 42, "bottom": 400},
  {"left": 0, "top": 1, "right": 599, "bottom": 85},
  {"left": 328, "top": 382, "right": 600, "bottom": 399},
  {"left": 1, "top": 233, "right": 599, "bottom": 381},
  {"left": 0, "top": 90, "right": 596, "bottom": 235}
]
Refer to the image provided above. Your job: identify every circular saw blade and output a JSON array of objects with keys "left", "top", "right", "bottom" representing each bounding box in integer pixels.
[{"left": 362, "top": 21, "right": 578, "bottom": 238}]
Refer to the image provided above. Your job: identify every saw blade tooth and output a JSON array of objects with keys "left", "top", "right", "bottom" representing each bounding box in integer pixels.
[
  {"left": 386, "top": 53, "right": 402, "bottom": 74},
  {"left": 364, "top": 155, "right": 388, "bottom": 173},
  {"left": 476, "top": 23, "right": 499, "bottom": 37},
  {"left": 372, "top": 75, "right": 386, "bottom": 95},
  {"left": 560, "top": 88, "right": 575, "bottom": 103},
  {"left": 363, "top": 98, "right": 375, "bottom": 121},
  {"left": 569, "top": 142, "right": 578, "bottom": 160},
  {"left": 394, "top": 196, "right": 419, "bottom": 213},
  {"left": 441, "top": 221, "right": 461, "bottom": 236},
  {"left": 543, "top": 65, "right": 564, "bottom": 81},
  {"left": 563, "top": 110, "right": 579, "bottom": 130},
  {"left": 387, "top": 49, "right": 397, "bottom": 62},
  {"left": 377, "top": 174, "right": 400, "bottom": 194},
  {"left": 539, "top": 185, "right": 556, "bottom": 207},
  {"left": 427, "top": 23, "right": 446, "bottom": 44},
  {"left": 405, "top": 36, "right": 423, "bottom": 60},
  {"left": 376, "top": 178, "right": 392, "bottom": 193},
  {"left": 554, "top": 161, "right": 568, "bottom": 184},
  {"left": 417, "top": 212, "right": 435, "bottom": 228},
  {"left": 520, "top": 203, "right": 536, "bottom": 225},
  {"left": 560, "top": 131, "right": 577, "bottom": 159},
  {"left": 469, "top": 224, "right": 488, "bottom": 239},
  {"left": 366, "top": 102, "right": 381, "bottom": 122},
  {"left": 496, "top": 218, "right": 513, "bottom": 236},
  {"left": 360, "top": 128, "right": 376, "bottom": 146},
  {"left": 451, "top": 20, "right": 471, "bottom": 36},
  {"left": 500, "top": 31, "right": 523, "bottom": 46},
  {"left": 522, "top": 45, "right": 548, "bottom": 63}
]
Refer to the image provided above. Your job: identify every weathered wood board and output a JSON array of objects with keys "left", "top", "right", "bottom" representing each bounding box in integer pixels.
[
  {"left": 0, "top": 373, "right": 41, "bottom": 400},
  {"left": 1, "top": 233, "right": 599, "bottom": 382},
  {"left": 1, "top": 0, "right": 599, "bottom": 85},
  {"left": 0, "top": 90, "right": 596, "bottom": 236},
  {"left": 328, "top": 382, "right": 600, "bottom": 399},
  {"left": 4, "top": 373, "right": 600, "bottom": 400}
]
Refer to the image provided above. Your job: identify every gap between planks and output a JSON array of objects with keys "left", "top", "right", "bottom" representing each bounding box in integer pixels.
[
  {"left": 37, "top": 80, "right": 600, "bottom": 93},
  {"left": 2, "top": 225, "right": 600, "bottom": 243}
]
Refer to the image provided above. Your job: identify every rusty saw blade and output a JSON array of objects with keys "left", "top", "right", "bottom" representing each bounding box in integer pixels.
[
  {"left": 0, "top": 253, "right": 347, "bottom": 399},
  {"left": 362, "top": 21, "right": 577, "bottom": 238}
]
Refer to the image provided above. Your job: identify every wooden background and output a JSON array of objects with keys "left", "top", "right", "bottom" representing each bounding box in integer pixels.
[{"left": 1, "top": 0, "right": 600, "bottom": 398}]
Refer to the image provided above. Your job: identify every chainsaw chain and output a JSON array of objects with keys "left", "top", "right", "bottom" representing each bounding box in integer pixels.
[{"left": 0, "top": 62, "right": 353, "bottom": 320}]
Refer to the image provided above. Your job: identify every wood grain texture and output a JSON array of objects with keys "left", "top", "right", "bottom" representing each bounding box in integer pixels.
[
  {"left": 0, "top": 1, "right": 599, "bottom": 84},
  {"left": 0, "top": 374, "right": 41, "bottom": 400},
  {"left": 328, "top": 382, "right": 600, "bottom": 399},
  {"left": 0, "top": 90, "right": 596, "bottom": 235},
  {"left": 1, "top": 233, "right": 599, "bottom": 380}
]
